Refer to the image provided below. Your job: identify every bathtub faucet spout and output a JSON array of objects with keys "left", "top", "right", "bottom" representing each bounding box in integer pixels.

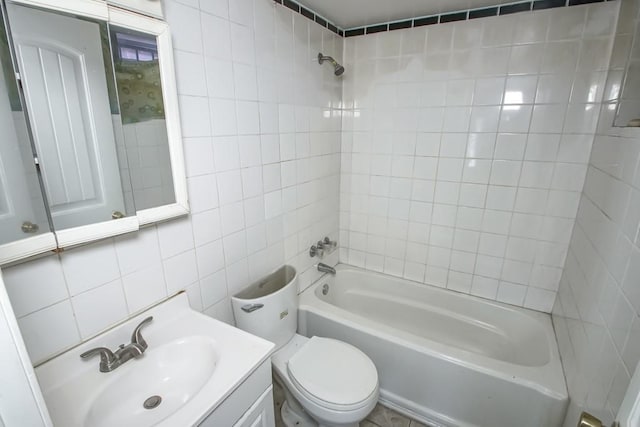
[{"left": 317, "top": 263, "right": 336, "bottom": 275}]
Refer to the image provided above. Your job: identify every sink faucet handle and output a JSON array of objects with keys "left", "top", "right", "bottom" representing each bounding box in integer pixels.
[
  {"left": 131, "top": 316, "right": 153, "bottom": 350},
  {"left": 80, "top": 347, "right": 117, "bottom": 372}
]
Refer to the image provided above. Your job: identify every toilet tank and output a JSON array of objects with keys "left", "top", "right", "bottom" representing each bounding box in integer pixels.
[{"left": 231, "top": 265, "right": 298, "bottom": 350}]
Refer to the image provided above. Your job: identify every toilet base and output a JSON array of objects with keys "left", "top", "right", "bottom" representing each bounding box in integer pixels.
[
  {"left": 276, "top": 374, "right": 360, "bottom": 427},
  {"left": 281, "top": 400, "right": 316, "bottom": 427},
  {"left": 281, "top": 399, "right": 360, "bottom": 427}
]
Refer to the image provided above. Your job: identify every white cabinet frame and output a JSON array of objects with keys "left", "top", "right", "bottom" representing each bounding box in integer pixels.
[{"left": 0, "top": 234, "right": 57, "bottom": 272}]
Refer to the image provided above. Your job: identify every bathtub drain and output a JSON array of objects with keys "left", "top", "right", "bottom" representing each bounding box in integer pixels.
[
  {"left": 322, "top": 284, "right": 329, "bottom": 295},
  {"left": 143, "top": 395, "right": 162, "bottom": 410}
]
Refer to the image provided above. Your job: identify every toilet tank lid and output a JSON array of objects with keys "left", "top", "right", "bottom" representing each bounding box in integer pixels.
[{"left": 287, "top": 336, "right": 378, "bottom": 407}]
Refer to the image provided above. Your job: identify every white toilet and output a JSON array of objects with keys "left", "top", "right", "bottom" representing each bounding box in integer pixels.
[{"left": 231, "top": 266, "right": 379, "bottom": 427}]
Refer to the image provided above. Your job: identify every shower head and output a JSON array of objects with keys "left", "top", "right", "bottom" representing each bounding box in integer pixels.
[{"left": 318, "top": 52, "right": 345, "bottom": 76}]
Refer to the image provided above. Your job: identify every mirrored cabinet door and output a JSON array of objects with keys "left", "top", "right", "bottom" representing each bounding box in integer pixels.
[
  {"left": 107, "top": 6, "right": 189, "bottom": 226},
  {"left": 0, "top": 6, "right": 56, "bottom": 263},
  {"left": 6, "top": 3, "right": 138, "bottom": 236},
  {"left": 109, "top": 24, "right": 176, "bottom": 212}
]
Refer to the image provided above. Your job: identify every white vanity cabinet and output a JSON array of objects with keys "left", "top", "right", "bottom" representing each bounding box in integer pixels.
[
  {"left": 199, "top": 359, "right": 276, "bottom": 427},
  {"left": 233, "top": 386, "right": 276, "bottom": 427}
]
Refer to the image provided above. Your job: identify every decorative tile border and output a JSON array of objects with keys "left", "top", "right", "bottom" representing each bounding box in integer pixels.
[
  {"left": 345, "top": 0, "right": 617, "bottom": 37},
  {"left": 273, "top": 0, "right": 616, "bottom": 39},
  {"left": 272, "top": 0, "right": 344, "bottom": 37}
]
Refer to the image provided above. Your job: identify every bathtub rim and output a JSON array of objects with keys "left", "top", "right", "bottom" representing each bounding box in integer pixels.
[{"left": 298, "top": 263, "right": 568, "bottom": 401}]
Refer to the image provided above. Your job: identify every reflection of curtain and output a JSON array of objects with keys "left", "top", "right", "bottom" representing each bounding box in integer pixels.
[{"left": 115, "top": 60, "right": 165, "bottom": 124}]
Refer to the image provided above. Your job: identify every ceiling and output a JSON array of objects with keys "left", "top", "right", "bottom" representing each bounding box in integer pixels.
[{"left": 296, "top": 0, "right": 521, "bottom": 29}]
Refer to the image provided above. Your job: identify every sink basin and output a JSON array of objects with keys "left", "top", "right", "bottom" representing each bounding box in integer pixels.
[
  {"left": 35, "top": 294, "right": 274, "bottom": 427},
  {"left": 85, "top": 337, "right": 217, "bottom": 427}
]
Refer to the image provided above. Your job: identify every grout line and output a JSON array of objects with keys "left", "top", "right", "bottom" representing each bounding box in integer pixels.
[{"left": 494, "top": 38, "right": 533, "bottom": 307}]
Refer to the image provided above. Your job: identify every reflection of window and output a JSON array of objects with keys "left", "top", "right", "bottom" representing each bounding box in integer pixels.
[
  {"left": 110, "top": 26, "right": 164, "bottom": 124},
  {"left": 113, "top": 30, "right": 157, "bottom": 62}
]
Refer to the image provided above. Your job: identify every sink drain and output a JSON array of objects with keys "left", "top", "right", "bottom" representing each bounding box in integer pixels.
[{"left": 143, "top": 395, "right": 162, "bottom": 410}]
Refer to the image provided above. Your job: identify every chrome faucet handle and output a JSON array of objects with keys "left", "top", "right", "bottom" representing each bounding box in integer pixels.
[
  {"left": 323, "top": 236, "right": 337, "bottom": 247},
  {"left": 131, "top": 316, "right": 153, "bottom": 350},
  {"left": 80, "top": 347, "right": 117, "bottom": 372},
  {"left": 322, "top": 236, "right": 337, "bottom": 253},
  {"left": 310, "top": 244, "right": 324, "bottom": 258}
]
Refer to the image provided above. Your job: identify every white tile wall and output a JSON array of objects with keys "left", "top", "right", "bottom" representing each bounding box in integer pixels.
[
  {"left": 340, "top": 2, "right": 619, "bottom": 313},
  {"left": 0, "top": 0, "right": 342, "bottom": 364},
  {"left": 552, "top": 0, "right": 640, "bottom": 425},
  {"left": 1, "top": 14, "right": 632, "bottom": 425}
]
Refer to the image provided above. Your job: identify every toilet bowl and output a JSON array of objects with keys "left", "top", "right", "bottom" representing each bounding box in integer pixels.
[
  {"left": 271, "top": 334, "right": 379, "bottom": 427},
  {"left": 231, "top": 266, "right": 379, "bottom": 427}
]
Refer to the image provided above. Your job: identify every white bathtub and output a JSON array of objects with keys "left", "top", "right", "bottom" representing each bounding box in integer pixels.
[{"left": 298, "top": 265, "right": 568, "bottom": 427}]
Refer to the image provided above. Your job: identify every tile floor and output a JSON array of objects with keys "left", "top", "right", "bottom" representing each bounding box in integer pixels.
[
  {"left": 360, "top": 405, "right": 429, "bottom": 427},
  {"left": 272, "top": 378, "right": 428, "bottom": 427}
]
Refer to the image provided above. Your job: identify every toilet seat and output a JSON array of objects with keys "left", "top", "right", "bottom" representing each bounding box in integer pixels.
[{"left": 286, "top": 336, "right": 378, "bottom": 412}]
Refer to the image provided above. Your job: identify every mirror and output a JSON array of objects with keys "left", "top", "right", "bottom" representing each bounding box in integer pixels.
[
  {"left": 6, "top": 3, "right": 136, "bottom": 231},
  {"left": 109, "top": 25, "right": 176, "bottom": 212},
  {"left": 0, "top": 0, "right": 187, "bottom": 263},
  {"left": 0, "top": 7, "right": 54, "bottom": 254}
]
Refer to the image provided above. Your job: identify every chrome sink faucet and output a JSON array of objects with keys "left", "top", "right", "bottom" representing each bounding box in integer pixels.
[{"left": 80, "top": 316, "right": 153, "bottom": 373}]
